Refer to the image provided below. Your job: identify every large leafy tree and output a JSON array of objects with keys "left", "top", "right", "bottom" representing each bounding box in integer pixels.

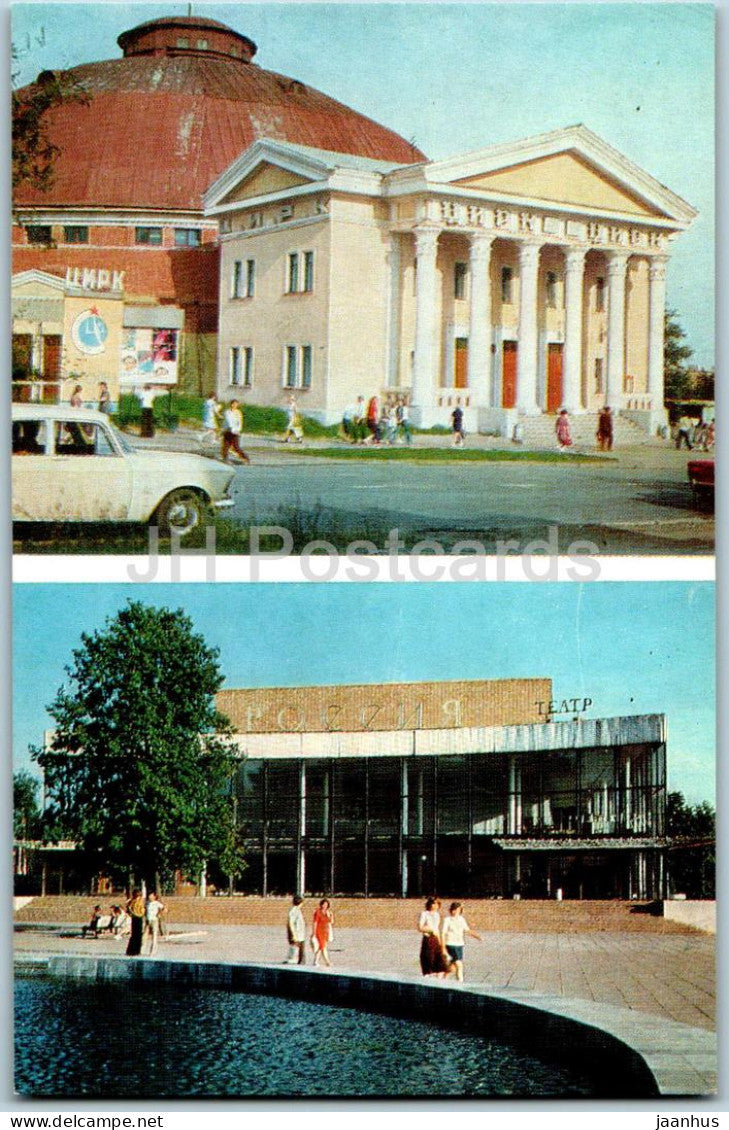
[
  {"left": 13, "top": 770, "right": 43, "bottom": 840},
  {"left": 664, "top": 309, "right": 694, "bottom": 405},
  {"left": 666, "top": 791, "right": 715, "bottom": 899},
  {"left": 12, "top": 44, "right": 90, "bottom": 194},
  {"left": 35, "top": 602, "right": 239, "bottom": 891}
]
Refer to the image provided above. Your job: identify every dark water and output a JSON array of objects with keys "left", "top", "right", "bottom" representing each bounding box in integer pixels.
[{"left": 15, "top": 978, "right": 595, "bottom": 1098}]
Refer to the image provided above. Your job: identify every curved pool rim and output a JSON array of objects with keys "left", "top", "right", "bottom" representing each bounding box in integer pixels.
[{"left": 15, "top": 954, "right": 716, "bottom": 1097}]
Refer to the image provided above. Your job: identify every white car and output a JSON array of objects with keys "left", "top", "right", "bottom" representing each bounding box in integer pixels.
[{"left": 12, "top": 404, "right": 236, "bottom": 534}]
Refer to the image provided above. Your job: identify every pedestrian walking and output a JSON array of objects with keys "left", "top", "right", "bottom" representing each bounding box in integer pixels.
[
  {"left": 97, "top": 382, "right": 111, "bottom": 414},
  {"left": 396, "top": 397, "right": 412, "bottom": 445},
  {"left": 285, "top": 895, "right": 307, "bottom": 964},
  {"left": 366, "top": 395, "right": 381, "bottom": 444},
  {"left": 311, "top": 898, "right": 334, "bottom": 967},
  {"left": 136, "top": 384, "right": 159, "bottom": 438},
  {"left": 221, "top": 399, "right": 251, "bottom": 464},
  {"left": 200, "top": 392, "right": 221, "bottom": 444},
  {"left": 145, "top": 891, "right": 166, "bottom": 956},
  {"left": 440, "top": 901, "right": 482, "bottom": 983},
  {"left": 556, "top": 409, "right": 573, "bottom": 451},
  {"left": 676, "top": 415, "right": 694, "bottom": 450},
  {"left": 596, "top": 405, "right": 613, "bottom": 452},
  {"left": 283, "top": 396, "right": 304, "bottom": 443},
  {"left": 125, "top": 889, "right": 146, "bottom": 956},
  {"left": 451, "top": 405, "right": 465, "bottom": 446},
  {"left": 70, "top": 384, "right": 84, "bottom": 408},
  {"left": 418, "top": 896, "right": 451, "bottom": 978}
]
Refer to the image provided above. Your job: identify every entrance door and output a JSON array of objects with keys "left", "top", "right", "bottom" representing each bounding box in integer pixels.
[
  {"left": 454, "top": 337, "right": 468, "bottom": 388},
  {"left": 547, "top": 343, "right": 564, "bottom": 412},
  {"left": 502, "top": 341, "right": 517, "bottom": 408},
  {"left": 42, "top": 335, "right": 62, "bottom": 379}
]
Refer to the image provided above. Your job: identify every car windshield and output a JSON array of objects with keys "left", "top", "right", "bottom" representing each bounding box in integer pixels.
[{"left": 109, "top": 423, "right": 134, "bottom": 454}]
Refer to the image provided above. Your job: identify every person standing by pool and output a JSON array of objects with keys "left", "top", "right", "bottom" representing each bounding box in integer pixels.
[
  {"left": 441, "top": 902, "right": 482, "bottom": 983},
  {"left": 418, "top": 896, "right": 451, "bottom": 978},
  {"left": 125, "top": 889, "right": 145, "bottom": 956},
  {"left": 311, "top": 898, "right": 334, "bottom": 967},
  {"left": 285, "top": 895, "right": 307, "bottom": 964},
  {"left": 145, "top": 891, "right": 166, "bottom": 956}
]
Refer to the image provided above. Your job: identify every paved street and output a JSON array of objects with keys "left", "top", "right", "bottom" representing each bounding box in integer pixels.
[
  {"left": 15, "top": 922, "right": 715, "bottom": 1032},
  {"left": 217, "top": 440, "right": 714, "bottom": 554}
]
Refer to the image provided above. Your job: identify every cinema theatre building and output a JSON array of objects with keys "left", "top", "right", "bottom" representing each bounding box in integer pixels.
[
  {"left": 207, "top": 126, "right": 695, "bottom": 437},
  {"left": 218, "top": 678, "right": 668, "bottom": 900}
]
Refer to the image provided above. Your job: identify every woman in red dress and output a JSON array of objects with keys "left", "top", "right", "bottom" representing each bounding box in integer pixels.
[{"left": 311, "top": 898, "right": 334, "bottom": 967}]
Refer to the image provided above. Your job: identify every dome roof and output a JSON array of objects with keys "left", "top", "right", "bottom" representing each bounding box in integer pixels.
[{"left": 14, "top": 15, "right": 425, "bottom": 212}]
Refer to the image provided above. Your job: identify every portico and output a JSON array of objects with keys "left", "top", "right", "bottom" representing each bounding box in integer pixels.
[{"left": 205, "top": 125, "right": 696, "bottom": 436}]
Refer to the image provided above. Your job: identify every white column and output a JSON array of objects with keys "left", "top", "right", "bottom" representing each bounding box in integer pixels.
[
  {"left": 563, "top": 247, "right": 587, "bottom": 413},
  {"left": 606, "top": 251, "right": 630, "bottom": 409},
  {"left": 517, "top": 241, "right": 541, "bottom": 413},
  {"left": 647, "top": 255, "right": 667, "bottom": 409},
  {"left": 410, "top": 226, "right": 440, "bottom": 424},
  {"left": 386, "top": 233, "right": 402, "bottom": 389},
  {"left": 467, "top": 232, "right": 495, "bottom": 406}
]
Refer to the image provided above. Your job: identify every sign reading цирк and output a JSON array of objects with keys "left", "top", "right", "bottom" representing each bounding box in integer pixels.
[{"left": 217, "top": 678, "right": 552, "bottom": 735}]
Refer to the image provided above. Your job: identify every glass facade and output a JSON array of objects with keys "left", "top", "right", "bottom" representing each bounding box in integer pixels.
[{"left": 233, "top": 742, "right": 666, "bottom": 899}]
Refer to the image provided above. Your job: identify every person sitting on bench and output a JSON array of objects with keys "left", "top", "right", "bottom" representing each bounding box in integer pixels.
[{"left": 81, "top": 905, "right": 104, "bottom": 938}]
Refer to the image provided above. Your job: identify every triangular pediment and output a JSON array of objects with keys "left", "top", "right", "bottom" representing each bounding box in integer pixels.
[
  {"left": 412, "top": 126, "right": 696, "bottom": 226},
  {"left": 453, "top": 151, "right": 661, "bottom": 218},
  {"left": 11, "top": 268, "right": 66, "bottom": 296},
  {"left": 219, "top": 162, "right": 313, "bottom": 206}
]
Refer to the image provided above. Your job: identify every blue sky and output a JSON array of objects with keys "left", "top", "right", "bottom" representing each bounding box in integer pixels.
[
  {"left": 13, "top": 582, "right": 715, "bottom": 805},
  {"left": 10, "top": 2, "right": 715, "bottom": 367}
]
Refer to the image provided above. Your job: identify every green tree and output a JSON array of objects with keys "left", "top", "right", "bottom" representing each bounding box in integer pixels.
[
  {"left": 664, "top": 310, "right": 694, "bottom": 406},
  {"left": 13, "top": 770, "right": 42, "bottom": 840},
  {"left": 12, "top": 48, "right": 90, "bottom": 194},
  {"left": 34, "top": 602, "right": 239, "bottom": 891},
  {"left": 666, "top": 791, "right": 715, "bottom": 899}
]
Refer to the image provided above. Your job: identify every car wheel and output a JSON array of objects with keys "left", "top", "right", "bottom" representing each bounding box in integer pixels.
[{"left": 155, "top": 489, "right": 209, "bottom": 536}]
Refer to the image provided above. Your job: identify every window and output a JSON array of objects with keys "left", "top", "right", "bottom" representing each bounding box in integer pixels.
[
  {"left": 284, "top": 345, "right": 298, "bottom": 388},
  {"left": 135, "top": 227, "right": 163, "bottom": 246},
  {"left": 501, "top": 266, "right": 513, "bottom": 303},
  {"left": 594, "top": 358, "right": 604, "bottom": 395},
  {"left": 303, "top": 251, "right": 314, "bottom": 292},
  {"left": 230, "top": 346, "right": 253, "bottom": 387},
  {"left": 283, "top": 345, "right": 313, "bottom": 389},
  {"left": 232, "top": 259, "right": 255, "bottom": 299},
  {"left": 174, "top": 228, "right": 201, "bottom": 247},
  {"left": 546, "top": 271, "right": 559, "bottom": 309},
  {"left": 176, "top": 36, "right": 189, "bottom": 47},
  {"left": 595, "top": 276, "right": 605, "bottom": 312},
  {"left": 196, "top": 38, "right": 208, "bottom": 49},
  {"left": 26, "top": 225, "right": 52, "bottom": 245},
  {"left": 454, "top": 261, "right": 468, "bottom": 300},
  {"left": 286, "top": 250, "right": 314, "bottom": 294},
  {"left": 54, "top": 421, "right": 115, "bottom": 457},
  {"left": 301, "top": 345, "right": 312, "bottom": 389},
  {"left": 287, "top": 252, "right": 299, "bottom": 294},
  {"left": 64, "top": 225, "right": 88, "bottom": 244}
]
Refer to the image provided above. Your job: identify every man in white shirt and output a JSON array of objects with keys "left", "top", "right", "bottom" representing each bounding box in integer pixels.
[
  {"left": 441, "top": 901, "right": 481, "bottom": 983},
  {"left": 285, "top": 896, "right": 307, "bottom": 964},
  {"left": 221, "top": 399, "right": 251, "bottom": 464}
]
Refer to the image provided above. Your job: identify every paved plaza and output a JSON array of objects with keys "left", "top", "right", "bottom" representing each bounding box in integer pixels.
[{"left": 15, "top": 921, "right": 715, "bottom": 1033}]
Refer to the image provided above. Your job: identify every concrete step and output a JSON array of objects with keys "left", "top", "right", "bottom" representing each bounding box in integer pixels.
[
  {"left": 14, "top": 895, "right": 699, "bottom": 934},
  {"left": 516, "top": 411, "right": 649, "bottom": 448}
]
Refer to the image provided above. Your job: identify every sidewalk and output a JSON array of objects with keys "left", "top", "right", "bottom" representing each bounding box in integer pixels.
[{"left": 14, "top": 922, "right": 715, "bottom": 1032}]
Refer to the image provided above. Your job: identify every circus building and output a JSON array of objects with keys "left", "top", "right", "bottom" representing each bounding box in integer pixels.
[{"left": 11, "top": 15, "right": 424, "bottom": 403}]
